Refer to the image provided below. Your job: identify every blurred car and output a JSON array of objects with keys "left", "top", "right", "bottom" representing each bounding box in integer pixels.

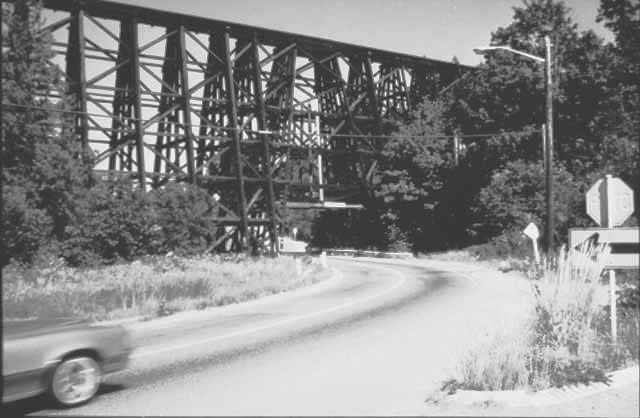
[{"left": 3, "top": 317, "right": 133, "bottom": 407}]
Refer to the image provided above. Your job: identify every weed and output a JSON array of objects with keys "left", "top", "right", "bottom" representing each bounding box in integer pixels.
[
  {"left": 2, "top": 255, "right": 330, "bottom": 321},
  {"left": 445, "top": 242, "right": 634, "bottom": 392}
]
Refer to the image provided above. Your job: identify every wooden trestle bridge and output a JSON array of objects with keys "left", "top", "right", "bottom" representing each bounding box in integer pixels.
[{"left": 5, "top": 0, "right": 470, "bottom": 252}]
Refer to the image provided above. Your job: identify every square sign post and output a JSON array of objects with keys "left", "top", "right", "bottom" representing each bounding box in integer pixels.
[{"left": 572, "top": 175, "right": 637, "bottom": 344}]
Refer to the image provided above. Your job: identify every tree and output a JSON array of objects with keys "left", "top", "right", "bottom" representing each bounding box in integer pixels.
[
  {"left": 596, "top": 0, "right": 640, "bottom": 218},
  {"left": 373, "top": 99, "right": 456, "bottom": 250},
  {"left": 598, "top": 0, "right": 640, "bottom": 79},
  {"left": 448, "top": 0, "right": 627, "bottom": 175},
  {"left": 1, "top": 0, "right": 92, "bottom": 264},
  {"left": 469, "top": 159, "right": 581, "bottom": 244},
  {"left": 429, "top": 0, "right": 640, "bottom": 249}
]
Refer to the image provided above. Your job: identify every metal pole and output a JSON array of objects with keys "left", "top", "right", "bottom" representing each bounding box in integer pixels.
[{"left": 544, "top": 35, "right": 554, "bottom": 253}]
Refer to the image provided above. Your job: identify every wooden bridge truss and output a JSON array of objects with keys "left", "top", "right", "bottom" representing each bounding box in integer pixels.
[{"left": 5, "top": 0, "right": 469, "bottom": 252}]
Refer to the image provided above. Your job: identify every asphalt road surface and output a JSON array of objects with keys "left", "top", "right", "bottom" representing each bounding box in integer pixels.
[{"left": 9, "top": 257, "right": 531, "bottom": 416}]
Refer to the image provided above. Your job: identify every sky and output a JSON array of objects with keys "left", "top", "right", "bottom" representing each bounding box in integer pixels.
[
  {"left": 35, "top": 0, "right": 614, "bottom": 174},
  {"left": 109, "top": 0, "right": 613, "bottom": 66}
]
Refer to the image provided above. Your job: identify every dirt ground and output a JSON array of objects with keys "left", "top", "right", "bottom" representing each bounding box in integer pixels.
[{"left": 423, "top": 379, "right": 639, "bottom": 417}]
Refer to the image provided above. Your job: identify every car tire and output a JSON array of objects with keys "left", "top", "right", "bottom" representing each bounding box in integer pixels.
[{"left": 50, "top": 356, "right": 102, "bottom": 407}]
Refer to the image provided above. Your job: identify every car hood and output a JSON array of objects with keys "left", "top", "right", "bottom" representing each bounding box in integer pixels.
[{"left": 3, "top": 317, "right": 91, "bottom": 338}]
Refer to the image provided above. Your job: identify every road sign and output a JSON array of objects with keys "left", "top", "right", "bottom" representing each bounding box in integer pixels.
[
  {"left": 586, "top": 175, "right": 635, "bottom": 227},
  {"left": 523, "top": 223, "right": 540, "bottom": 240},
  {"left": 569, "top": 227, "right": 639, "bottom": 269},
  {"left": 523, "top": 222, "right": 540, "bottom": 263}
]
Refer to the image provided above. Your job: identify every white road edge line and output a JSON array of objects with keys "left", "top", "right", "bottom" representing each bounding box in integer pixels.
[{"left": 131, "top": 265, "right": 407, "bottom": 359}]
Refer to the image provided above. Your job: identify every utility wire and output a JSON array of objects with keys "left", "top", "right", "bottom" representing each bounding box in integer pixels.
[{"left": 2, "top": 102, "right": 541, "bottom": 140}]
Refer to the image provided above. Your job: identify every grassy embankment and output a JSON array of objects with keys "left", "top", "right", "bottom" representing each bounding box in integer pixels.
[
  {"left": 434, "top": 243, "right": 639, "bottom": 392},
  {"left": 3, "top": 255, "right": 330, "bottom": 322}
]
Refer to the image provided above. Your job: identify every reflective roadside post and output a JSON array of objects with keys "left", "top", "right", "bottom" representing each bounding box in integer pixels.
[{"left": 523, "top": 222, "right": 541, "bottom": 264}]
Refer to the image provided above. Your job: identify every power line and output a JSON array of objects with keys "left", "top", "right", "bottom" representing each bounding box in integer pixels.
[{"left": 2, "top": 102, "right": 540, "bottom": 140}]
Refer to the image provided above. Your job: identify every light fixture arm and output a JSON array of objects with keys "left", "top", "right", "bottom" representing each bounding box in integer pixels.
[{"left": 473, "top": 46, "right": 545, "bottom": 63}]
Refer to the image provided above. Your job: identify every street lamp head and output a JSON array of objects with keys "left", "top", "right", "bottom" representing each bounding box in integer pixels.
[{"left": 473, "top": 46, "right": 497, "bottom": 55}]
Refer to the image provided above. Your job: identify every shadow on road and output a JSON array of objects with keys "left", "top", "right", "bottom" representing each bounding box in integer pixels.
[{"left": 3, "top": 383, "right": 125, "bottom": 415}]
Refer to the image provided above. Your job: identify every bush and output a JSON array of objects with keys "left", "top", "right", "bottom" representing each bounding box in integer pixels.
[
  {"left": 150, "top": 182, "right": 221, "bottom": 255},
  {"left": 610, "top": 269, "right": 640, "bottom": 362},
  {"left": 1, "top": 183, "right": 53, "bottom": 264},
  {"left": 468, "top": 228, "right": 533, "bottom": 261},
  {"left": 63, "top": 179, "right": 156, "bottom": 265}
]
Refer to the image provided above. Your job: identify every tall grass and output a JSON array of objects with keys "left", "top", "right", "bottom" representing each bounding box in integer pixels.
[
  {"left": 527, "top": 243, "right": 614, "bottom": 388},
  {"left": 444, "top": 242, "right": 628, "bottom": 392},
  {"left": 454, "top": 325, "right": 532, "bottom": 391},
  {"left": 2, "top": 255, "right": 330, "bottom": 321},
  {"left": 531, "top": 243, "right": 610, "bottom": 354}
]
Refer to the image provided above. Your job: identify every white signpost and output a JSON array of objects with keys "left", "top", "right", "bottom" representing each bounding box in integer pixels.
[
  {"left": 523, "top": 222, "right": 541, "bottom": 263},
  {"left": 573, "top": 175, "right": 637, "bottom": 344}
]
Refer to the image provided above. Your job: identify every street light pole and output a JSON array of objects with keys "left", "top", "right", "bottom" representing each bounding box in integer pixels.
[
  {"left": 474, "top": 37, "right": 555, "bottom": 253},
  {"left": 544, "top": 35, "right": 554, "bottom": 253}
]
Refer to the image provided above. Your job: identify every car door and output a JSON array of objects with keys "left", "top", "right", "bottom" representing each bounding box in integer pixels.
[{"left": 3, "top": 332, "right": 51, "bottom": 402}]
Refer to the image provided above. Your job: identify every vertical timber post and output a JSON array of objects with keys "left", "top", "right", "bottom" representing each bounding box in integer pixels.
[
  {"left": 223, "top": 30, "right": 249, "bottom": 250},
  {"left": 316, "top": 114, "right": 324, "bottom": 202},
  {"left": 67, "top": 5, "right": 88, "bottom": 151},
  {"left": 364, "top": 55, "right": 381, "bottom": 134},
  {"left": 178, "top": 25, "right": 195, "bottom": 182},
  {"left": 544, "top": 35, "right": 554, "bottom": 253},
  {"left": 251, "top": 32, "right": 278, "bottom": 255},
  {"left": 286, "top": 47, "right": 298, "bottom": 142},
  {"left": 610, "top": 268, "right": 617, "bottom": 344},
  {"left": 541, "top": 123, "right": 547, "bottom": 172},
  {"left": 129, "top": 17, "right": 145, "bottom": 186},
  {"left": 604, "top": 174, "right": 617, "bottom": 344}
]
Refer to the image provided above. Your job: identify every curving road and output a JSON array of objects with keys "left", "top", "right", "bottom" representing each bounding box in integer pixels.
[{"left": 11, "top": 257, "right": 531, "bottom": 416}]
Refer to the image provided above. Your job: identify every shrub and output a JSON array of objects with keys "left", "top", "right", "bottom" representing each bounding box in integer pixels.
[
  {"left": 63, "top": 179, "right": 156, "bottom": 265},
  {"left": 1, "top": 183, "right": 53, "bottom": 264},
  {"left": 150, "top": 182, "right": 221, "bottom": 255},
  {"left": 468, "top": 228, "right": 533, "bottom": 261},
  {"left": 602, "top": 269, "right": 640, "bottom": 362}
]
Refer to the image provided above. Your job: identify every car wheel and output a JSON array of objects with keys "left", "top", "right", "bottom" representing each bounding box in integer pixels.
[{"left": 50, "top": 356, "right": 102, "bottom": 407}]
